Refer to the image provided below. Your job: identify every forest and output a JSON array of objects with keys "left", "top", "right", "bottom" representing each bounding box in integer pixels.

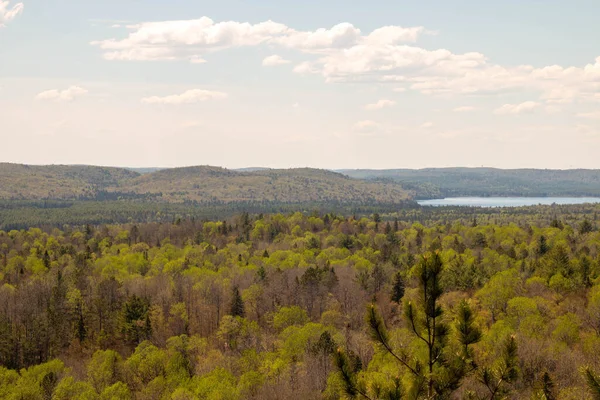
[
  {"left": 341, "top": 168, "right": 600, "bottom": 199},
  {"left": 2, "top": 205, "right": 600, "bottom": 399}
]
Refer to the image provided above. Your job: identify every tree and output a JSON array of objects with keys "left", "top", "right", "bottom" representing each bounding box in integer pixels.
[
  {"left": 391, "top": 272, "right": 405, "bottom": 304},
  {"left": 537, "top": 236, "right": 549, "bottom": 256},
  {"left": 230, "top": 286, "right": 245, "bottom": 318},
  {"left": 584, "top": 367, "right": 600, "bottom": 400},
  {"left": 580, "top": 219, "right": 594, "bottom": 235},
  {"left": 582, "top": 367, "right": 600, "bottom": 400},
  {"left": 122, "top": 296, "right": 152, "bottom": 344},
  {"left": 339, "top": 253, "right": 482, "bottom": 399},
  {"left": 477, "top": 336, "right": 519, "bottom": 400},
  {"left": 538, "top": 372, "right": 556, "bottom": 400}
]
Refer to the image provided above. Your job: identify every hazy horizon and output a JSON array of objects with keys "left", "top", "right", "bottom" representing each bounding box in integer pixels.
[{"left": 3, "top": 161, "right": 600, "bottom": 172}]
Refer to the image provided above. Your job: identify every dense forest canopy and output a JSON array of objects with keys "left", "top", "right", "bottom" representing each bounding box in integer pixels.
[{"left": 2, "top": 206, "right": 600, "bottom": 399}]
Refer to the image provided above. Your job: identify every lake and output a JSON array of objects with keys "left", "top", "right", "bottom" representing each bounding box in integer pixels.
[{"left": 417, "top": 197, "right": 600, "bottom": 208}]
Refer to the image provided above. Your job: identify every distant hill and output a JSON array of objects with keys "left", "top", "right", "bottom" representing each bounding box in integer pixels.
[
  {"left": 126, "top": 167, "right": 166, "bottom": 174},
  {"left": 0, "top": 163, "right": 139, "bottom": 200},
  {"left": 0, "top": 163, "right": 411, "bottom": 204},
  {"left": 122, "top": 166, "right": 411, "bottom": 203},
  {"left": 234, "top": 167, "right": 272, "bottom": 172},
  {"left": 340, "top": 168, "right": 600, "bottom": 199}
]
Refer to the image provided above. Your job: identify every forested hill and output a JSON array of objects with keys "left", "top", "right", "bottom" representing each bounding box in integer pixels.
[
  {"left": 0, "top": 163, "right": 139, "bottom": 200},
  {"left": 0, "top": 163, "right": 412, "bottom": 203},
  {"left": 340, "top": 168, "right": 600, "bottom": 199}
]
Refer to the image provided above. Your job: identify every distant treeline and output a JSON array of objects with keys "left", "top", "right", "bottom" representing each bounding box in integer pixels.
[
  {"left": 341, "top": 168, "right": 600, "bottom": 199},
  {"left": 0, "top": 200, "right": 418, "bottom": 231}
]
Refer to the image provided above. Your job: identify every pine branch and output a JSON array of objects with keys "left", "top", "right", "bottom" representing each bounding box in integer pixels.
[
  {"left": 368, "top": 304, "right": 420, "bottom": 377},
  {"left": 583, "top": 367, "right": 600, "bottom": 400}
]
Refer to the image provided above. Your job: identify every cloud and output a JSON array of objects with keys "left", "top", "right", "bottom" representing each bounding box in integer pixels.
[
  {"left": 262, "top": 55, "right": 290, "bottom": 66},
  {"left": 494, "top": 101, "right": 540, "bottom": 115},
  {"left": 35, "top": 86, "right": 89, "bottom": 102},
  {"left": 92, "top": 17, "right": 426, "bottom": 61},
  {"left": 90, "top": 16, "right": 600, "bottom": 105},
  {"left": 577, "top": 111, "right": 600, "bottom": 120},
  {"left": 420, "top": 122, "right": 434, "bottom": 129},
  {"left": 453, "top": 106, "right": 475, "bottom": 112},
  {"left": 0, "top": 1, "right": 23, "bottom": 26},
  {"left": 365, "top": 99, "right": 396, "bottom": 110},
  {"left": 352, "top": 120, "right": 380, "bottom": 135},
  {"left": 141, "top": 89, "right": 227, "bottom": 105}
]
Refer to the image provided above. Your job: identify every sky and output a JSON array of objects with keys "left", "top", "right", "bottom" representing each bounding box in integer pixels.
[{"left": 0, "top": 0, "right": 599, "bottom": 170}]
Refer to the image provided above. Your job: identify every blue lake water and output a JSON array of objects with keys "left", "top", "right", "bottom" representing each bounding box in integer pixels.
[{"left": 417, "top": 197, "right": 600, "bottom": 208}]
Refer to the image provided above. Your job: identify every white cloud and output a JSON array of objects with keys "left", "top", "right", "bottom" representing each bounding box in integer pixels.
[
  {"left": 352, "top": 120, "right": 380, "bottom": 135},
  {"left": 0, "top": 1, "right": 23, "bottom": 26},
  {"left": 393, "top": 87, "right": 407, "bottom": 93},
  {"left": 92, "top": 17, "right": 425, "bottom": 62},
  {"left": 141, "top": 89, "right": 227, "bottom": 105},
  {"left": 365, "top": 99, "right": 396, "bottom": 110},
  {"left": 90, "top": 17, "right": 600, "bottom": 105},
  {"left": 577, "top": 111, "right": 600, "bottom": 120},
  {"left": 189, "top": 55, "right": 207, "bottom": 64},
  {"left": 453, "top": 106, "right": 475, "bottom": 112},
  {"left": 494, "top": 101, "right": 540, "bottom": 115},
  {"left": 420, "top": 122, "right": 434, "bottom": 129},
  {"left": 35, "top": 86, "right": 89, "bottom": 102},
  {"left": 262, "top": 55, "right": 290, "bottom": 66}
]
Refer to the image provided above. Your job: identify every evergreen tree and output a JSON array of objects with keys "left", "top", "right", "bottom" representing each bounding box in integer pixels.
[
  {"left": 230, "top": 286, "right": 245, "bottom": 318},
  {"left": 538, "top": 235, "right": 549, "bottom": 256},
  {"left": 540, "top": 372, "right": 556, "bottom": 400},
  {"left": 343, "top": 253, "right": 483, "bottom": 399},
  {"left": 584, "top": 367, "right": 600, "bottom": 400},
  {"left": 122, "top": 295, "right": 152, "bottom": 344},
  {"left": 390, "top": 272, "right": 405, "bottom": 304},
  {"left": 477, "top": 336, "right": 519, "bottom": 399},
  {"left": 580, "top": 219, "right": 594, "bottom": 235}
]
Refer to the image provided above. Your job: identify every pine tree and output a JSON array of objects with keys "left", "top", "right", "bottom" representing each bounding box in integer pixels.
[
  {"left": 353, "top": 253, "right": 482, "bottom": 399},
  {"left": 478, "top": 336, "right": 519, "bottom": 399},
  {"left": 538, "top": 235, "right": 549, "bottom": 256},
  {"left": 390, "top": 272, "right": 405, "bottom": 304},
  {"left": 256, "top": 265, "right": 267, "bottom": 282},
  {"left": 584, "top": 367, "right": 600, "bottom": 400},
  {"left": 580, "top": 218, "right": 594, "bottom": 235},
  {"left": 76, "top": 303, "right": 87, "bottom": 343},
  {"left": 540, "top": 372, "right": 556, "bottom": 400},
  {"left": 230, "top": 286, "right": 245, "bottom": 318}
]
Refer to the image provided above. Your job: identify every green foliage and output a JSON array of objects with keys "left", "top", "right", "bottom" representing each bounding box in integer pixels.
[
  {"left": 273, "top": 306, "right": 309, "bottom": 331},
  {"left": 87, "top": 350, "right": 122, "bottom": 393},
  {"left": 477, "top": 336, "right": 519, "bottom": 399},
  {"left": 0, "top": 209, "right": 600, "bottom": 398}
]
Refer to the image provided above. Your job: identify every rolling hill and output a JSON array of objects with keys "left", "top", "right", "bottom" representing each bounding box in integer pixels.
[
  {"left": 0, "top": 163, "right": 139, "bottom": 200},
  {"left": 340, "top": 168, "right": 600, "bottom": 199},
  {"left": 0, "top": 164, "right": 412, "bottom": 204}
]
